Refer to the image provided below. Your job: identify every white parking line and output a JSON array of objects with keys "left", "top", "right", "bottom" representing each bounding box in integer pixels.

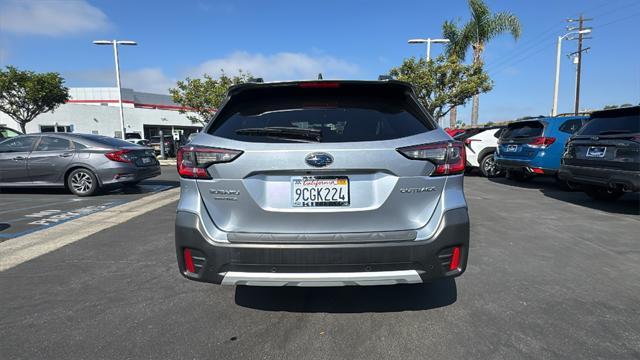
[{"left": 0, "top": 188, "right": 180, "bottom": 271}]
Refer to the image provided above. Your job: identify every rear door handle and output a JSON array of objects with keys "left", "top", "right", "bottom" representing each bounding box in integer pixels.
[
  {"left": 12, "top": 156, "right": 26, "bottom": 161},
  {"left": 59, "top": 153, "right": 73, "bottom": 158}
]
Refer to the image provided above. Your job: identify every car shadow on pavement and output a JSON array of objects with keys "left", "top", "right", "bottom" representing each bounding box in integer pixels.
[
  {"left": 540, "top": 188, "right": 640, "bottom": 215},
  {"left": 487, "top": 177, "right": 640, "bottom": 215},
  {"left": 234, "top": 278, "right": 457, "bottom": 313}
]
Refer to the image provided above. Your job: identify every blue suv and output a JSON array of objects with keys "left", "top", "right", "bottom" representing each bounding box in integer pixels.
[{"left": 495, "top": 116, "right": 589, "bottom": 182}]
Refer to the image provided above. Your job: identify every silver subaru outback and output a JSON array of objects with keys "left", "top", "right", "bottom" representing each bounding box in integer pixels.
[{"left": 175, "top": 80, "right": 469, "bottom": 287}]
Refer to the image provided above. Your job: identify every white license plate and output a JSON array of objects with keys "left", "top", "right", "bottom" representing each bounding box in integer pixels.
[
  {"left": 506, "top": 144, "right": 519, "bottom": 152},
  {"left": 291, "top": 176, "right": 350, "bottom": 207},
  {"left": 586, "top": 146, "right": 606, "bottom": 158},
  {"left": 141, "top": 157, "right": 152, "bottom": 164}
]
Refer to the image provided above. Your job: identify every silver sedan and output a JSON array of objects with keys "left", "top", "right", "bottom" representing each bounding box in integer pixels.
[{"left": 0, "top": 133, "right": 161, "bottom": 196}]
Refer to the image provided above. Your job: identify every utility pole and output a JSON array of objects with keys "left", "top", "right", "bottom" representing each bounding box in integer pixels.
[{"left": 566, "top": 15, "right": 592, "bottom": 115}]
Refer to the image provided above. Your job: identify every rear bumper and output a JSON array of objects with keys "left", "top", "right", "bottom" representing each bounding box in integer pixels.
[
  {"left": 495, "top": 158, "right": 556, "bottom": 175},
  {"left": 98, "top": 164, "right": 161, "bottom": 185},
  {"left": 558, "top": 164, "right": 640, "bottom": 191},
  {"left": 174, "top": 208, "right": 470, "bottom": 286}
]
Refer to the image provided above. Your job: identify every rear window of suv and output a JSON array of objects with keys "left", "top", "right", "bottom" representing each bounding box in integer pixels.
[
  {"left": 501, "top": 121, "right": 544, "bottom": 139},
  {"left": 207, "top": 85, "right": 435, "bottom": 143},
  {"left": 578, "top": 115, "right": 640, "bottom": 136}
]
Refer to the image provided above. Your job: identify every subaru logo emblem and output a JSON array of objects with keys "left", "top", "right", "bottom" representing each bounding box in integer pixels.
[{"left": 305, "top": 152, "right": 333, "bottom": 167}]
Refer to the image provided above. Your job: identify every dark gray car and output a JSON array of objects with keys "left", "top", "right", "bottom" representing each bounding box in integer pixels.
[{"left": 0, "top": 133, "right": 161, "bottom": 196}]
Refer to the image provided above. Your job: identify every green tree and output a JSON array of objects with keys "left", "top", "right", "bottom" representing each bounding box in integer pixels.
[
  {"left": 443, "top": 0, "right": 521, "bottom": 125},
  {"left": 170, "top": 70, "right": 252, "bottom": 125},
  {"left": 0, "top": 66, "right": 70, "bottom": 133},
  {"left": 388, "top": 55, "right": 492, "bottom": 120}
]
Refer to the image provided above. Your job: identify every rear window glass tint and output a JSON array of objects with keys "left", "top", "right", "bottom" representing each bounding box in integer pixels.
[
  {"left": 501, "top": 121, "right": 544, "bottom": 139},
  {"left": 90, "top": 136, "right": 136, "bottom": 147},
  {"left": 578, "top": 115, "right": 640, "bottom": 136},
  {"left": 559, "top": 119, "right": 585, "bottom": 134},
  {"left": 208, "top": 88, "right": 434, "bottom": 143}
]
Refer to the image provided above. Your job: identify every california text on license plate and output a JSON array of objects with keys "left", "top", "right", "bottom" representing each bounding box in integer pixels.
[{"left": 291, "top": 176, "right": 350, "bottom": 207}]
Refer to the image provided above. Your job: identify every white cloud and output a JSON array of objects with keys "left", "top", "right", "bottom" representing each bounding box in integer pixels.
[
  {"left": 0, "top": 0, "right": 110, "bottom": 36},
  {"left": 65, "top": 67, "right": 175, "bottom": 94},
  {"left": 189, "top": 51, "right": 360, "bottom": 81},
  {"left": 62, "top": 51, "right": 361, "bottom": 94}
]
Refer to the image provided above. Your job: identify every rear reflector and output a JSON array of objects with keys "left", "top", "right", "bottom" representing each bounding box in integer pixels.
[
  {"left": 530, "top": 167, "right": 545, "bottom": 174},
  {"left": 529, "top": 136, "right": 556, "bottom": 148},
  {"left": 184, "top": 248, "right": 196, "bottom": 273},
  {"left": 397, "top": 141, "right": 466, "bottom": 176},
  {"left": 177, "top": 146, "right": 242, "bottom": 179},
  {"left": 450, "top": 247, "right": 461, "bottom": 271},
  {"left": 298, "top": 81, "right": 341, "bottom": 88}
]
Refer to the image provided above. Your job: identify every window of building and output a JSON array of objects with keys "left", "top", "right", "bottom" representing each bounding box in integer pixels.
[{"left": 40, "top": 125, "right": 73, "bottom": 133}]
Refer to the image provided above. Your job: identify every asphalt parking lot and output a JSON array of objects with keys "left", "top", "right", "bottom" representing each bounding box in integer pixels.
[
  {"left": 0, "top": 172, "right": 639, "bottom": 359},
  {"left": 0, "top": 166, "right": 179, "bottom": 240}
]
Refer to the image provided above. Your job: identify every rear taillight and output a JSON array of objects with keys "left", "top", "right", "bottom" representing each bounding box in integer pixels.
[
  {"left": 176, "top": 146, "right": 242, "bottom": 179},
  {"left": 398, "top": 141, "right": 466, "bottom": 176},
  {"left": 104, "top": 149, "right": 133, "bottom": 163},
  {"left": 529, "top": 136, "right": 556, "bottom": 148}
]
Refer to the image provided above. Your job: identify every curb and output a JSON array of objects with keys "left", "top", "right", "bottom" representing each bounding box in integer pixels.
[{"left": 0, "top": 187, "right": 181, "bottom": 272}]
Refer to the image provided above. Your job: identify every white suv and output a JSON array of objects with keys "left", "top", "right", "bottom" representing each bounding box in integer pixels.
[{"left": 456, "top": 127, "right": 505, "bottom": 177}]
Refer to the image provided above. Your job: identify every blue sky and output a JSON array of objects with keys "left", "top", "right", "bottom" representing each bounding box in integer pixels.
[{"left": 1, "top": 0, "right": 639, "bottom": 123}]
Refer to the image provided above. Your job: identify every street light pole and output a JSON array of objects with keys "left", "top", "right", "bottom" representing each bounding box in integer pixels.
[
  {"left": 408, "top": 38, "right": 450, "bottom": 61},
  {"left": 112, "top": 41, "right": 126, "bottom": 139},
  {"left": 551, "top": 29, "right": 590, "bottom": 116},
  {"left": 93, "top": 40, "right": 137, "bottom": 139}
]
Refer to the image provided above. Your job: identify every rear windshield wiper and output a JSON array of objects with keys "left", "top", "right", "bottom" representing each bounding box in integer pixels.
[{"left": 235, "top": 126, "right": 322, "bottom": 142}]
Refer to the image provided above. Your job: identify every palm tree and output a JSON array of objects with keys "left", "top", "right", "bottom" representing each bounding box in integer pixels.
[{"left": 443, "top": 0, "right": 521, "bottom": 125}]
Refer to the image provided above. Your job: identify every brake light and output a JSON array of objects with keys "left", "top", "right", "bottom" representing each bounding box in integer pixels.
[
  {"left": 529, "top": 136, "right": 556, "bottom": 148},
  {"left": 177, "top": 146, "right": 242, "bottom": 179},
  {"left": 298, "top": 81, "right": 341, "bottom": 88},
  {"left": 464, "top": 138, "right": 480, "bottom": 145},
  {"left": 104, "top": 149, "right": 133, "bottom": 163},
  {"left": 397, "top": 141, "right": 466, "bottom": 176}
]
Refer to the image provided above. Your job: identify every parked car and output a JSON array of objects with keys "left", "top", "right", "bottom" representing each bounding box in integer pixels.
[
  {"left": 175, "top": 80, "right": 470, "bottom": 286},
  {"left": 457, "top": 126, "right": 506, "bottom": 177},
  {"left": 558, "top": 106, "right": 640, "bottom": 200},
  {"left": 0, "top": 126, "right": 22, "bottom": 139},
  {"left": 126, "top": 138, "right": 150, "bottom": 147},
  {"left": 0, "top": 133, "right": 160, "bottom": 196},
  {"left": 149, "top": 135, "right": 175, "bottom": 157},
  {"left": 495, "top": 115, "right": 589, "bottom": 184}
]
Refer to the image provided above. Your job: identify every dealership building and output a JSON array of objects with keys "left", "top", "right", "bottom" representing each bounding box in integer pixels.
[{"left": 0, "top": 87, "right": 202, "bottom": 139}]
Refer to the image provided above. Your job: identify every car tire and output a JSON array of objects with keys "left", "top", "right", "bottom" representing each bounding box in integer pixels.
[
  {"left": 584, "top": 186, "right": 624, "bottom": 201},
  {"left": 480, "top": 153, "right": 503, "bottom": 178},
  {"left": 67, "top": 168, "right": 99, "bottom": 197},
  {"left": 505, "top": 169, "right": 530, "bottom": 182}
]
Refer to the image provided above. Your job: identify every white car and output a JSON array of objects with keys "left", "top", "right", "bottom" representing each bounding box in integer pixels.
[
  {"left": 456, "top": 127, "right": 505, "bottom": 177},
  {"left": 125, "top": 138, "right": 150, "bottom": 147}
]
